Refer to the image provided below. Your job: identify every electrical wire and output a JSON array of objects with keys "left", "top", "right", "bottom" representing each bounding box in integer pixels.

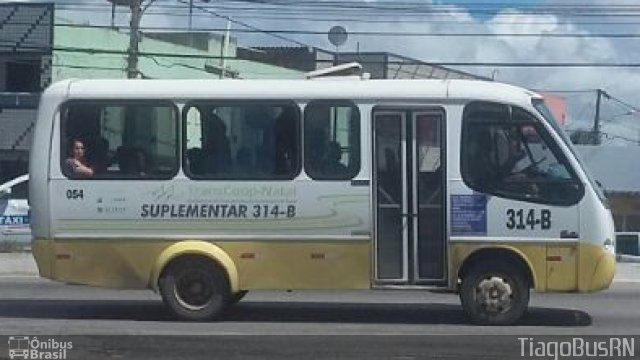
[{"left": 46, "top": 23, "right": 640, "bottom": 38}]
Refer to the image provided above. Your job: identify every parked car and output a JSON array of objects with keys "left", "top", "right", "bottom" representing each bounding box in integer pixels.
[
  {"left": 615, "top": 232, "right": 640, "bottom": 256},
  {"left": 0, "top": 174, "right": 30, "bottom": 244}
]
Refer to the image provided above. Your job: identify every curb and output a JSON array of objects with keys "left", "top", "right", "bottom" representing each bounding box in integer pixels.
[{"left": 617, "top": 254, "right": 640, "bottom": 263}]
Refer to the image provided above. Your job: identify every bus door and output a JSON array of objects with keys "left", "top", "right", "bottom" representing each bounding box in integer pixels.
[{"left": 373, "top": 108, "right": 446, "bottom": 285}]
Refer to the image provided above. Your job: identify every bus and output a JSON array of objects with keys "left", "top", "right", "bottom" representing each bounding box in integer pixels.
[{"left": 29, "top": 76, "right": 615, "bottom": 325}]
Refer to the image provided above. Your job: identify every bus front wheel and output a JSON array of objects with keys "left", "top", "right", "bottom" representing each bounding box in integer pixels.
[
  {"left": 159, "top": 256, "right": 230, "bottom": 321},
  {"left": 227, "top": 290, "right": 248, "bottom": 306},
  {"left": 459, "top": 263, "right": 529, "bottom": 325}
]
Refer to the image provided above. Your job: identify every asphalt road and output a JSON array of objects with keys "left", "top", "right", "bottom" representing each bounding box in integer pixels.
[{"left": 0, "top": 277, "right": 638, "bottom": 359}]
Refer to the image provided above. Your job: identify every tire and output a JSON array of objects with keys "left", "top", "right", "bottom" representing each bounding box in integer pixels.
[
  {"left": 226, "top": 290, "right": 248, "bottom": 306},
  {"left": 159, "top": 257, "right": 230, "bottom": 321},
  {"left": 459, "top": 263, "right": 529, "bottom": 325}
]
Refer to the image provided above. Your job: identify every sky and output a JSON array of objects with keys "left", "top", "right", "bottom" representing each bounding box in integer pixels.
[{"left": 43, "top": 0, "right": 640, "bottom": 144}]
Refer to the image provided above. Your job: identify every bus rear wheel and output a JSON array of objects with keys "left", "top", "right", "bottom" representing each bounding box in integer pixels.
[
  {"left": 159, "top": 257, "right": 230, "bottom": 321},
  {"left": 459, "top": 263, "right": 529, "bottom": 325}
]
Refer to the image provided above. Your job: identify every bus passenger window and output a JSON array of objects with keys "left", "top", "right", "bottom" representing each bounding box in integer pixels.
[
  {"left": 60, "top": 102, "right": 178, "bottom": 180},
  {"left": 461, "top": 102, "right": 583, "bottom": 206},
  {"left": 304, "top": 101, "right": 360, "bottom": 180},
  {"left": 183, "top": 102, "right": 300, "bottom": 180}
]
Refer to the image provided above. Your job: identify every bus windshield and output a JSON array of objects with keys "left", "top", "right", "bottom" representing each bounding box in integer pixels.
[{"left": 532, "top": 99, "right": 608, "bottom": 206}]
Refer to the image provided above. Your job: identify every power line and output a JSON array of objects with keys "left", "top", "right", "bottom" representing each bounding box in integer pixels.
[
  {"left": 56, "top": 7, "right": 640, "bottom": 22},
  {"left": 5, "top": 36, "right": 640, "bottom": 69},
  {"left": 173, "top": 0, "right": 310, "bottom": 47},
  {"left": 5, "top": 40, "right": 640, "bottom": 68},
  {"left": 52, "top": 8, "right": 640, "bottom": 25},
  {"left": 52, "top": 1, "right": 640, "bottom": 20},
  {"left": 44, "top": 47, "right": 640, "bottom": 67},
  {"left": 52, "top": 64, "right": 124, "bottom": 71},
  {"left": 606, "top": 94, "right": 640, "bottom": 114},
  {"left": 47, "top": 23, "right": 640, "bottom": 39},
  {"left": 56, "top": 1, "right": 640, "bottom": 13}
]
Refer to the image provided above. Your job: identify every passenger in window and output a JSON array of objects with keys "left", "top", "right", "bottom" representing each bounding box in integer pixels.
[
  {"left": 186, "top": 148, "right": 206, "bottom": 175},
  {"left": 131, "top": 148, "right": 147, "bottom": 176},
  {"left": 90, "top": 137, "right": 110, "bottom": 175},
  {"left": 307, "top": 128, "right": 328, "bottom": 169},
  {"left": 324, "top": 141, "right": 348, "bottom": 175},
  {"left": 274, "top": 106, "right": 297, "bottom": 174},
  {"left": 466, "top": 128, "right": 490, "bottom": 185},
  {"left": 116, "top": 146, "right": 147, "bottom": 175},
  {"left": 235, "top": 147, "right": 254, "bottom": 175},
  {"left": 114, "top": 146, "right": 126, "bottom": 172},
  {"left": 257, "top": 129, "right": 275, "bottom": 174},
  {"left": 65, "top": 139, "right": 94, "bottom": 177},
  {"left": 205, "top": 114, "right": 231, "bottom": 173}
]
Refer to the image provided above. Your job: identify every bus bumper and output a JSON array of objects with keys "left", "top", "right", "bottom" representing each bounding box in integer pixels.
[
  {"left": 31, "top": 238, "right": 54, "bottom": 279},
  {"left": 579, "top": 243, "right": 615, "bottom": 292}
]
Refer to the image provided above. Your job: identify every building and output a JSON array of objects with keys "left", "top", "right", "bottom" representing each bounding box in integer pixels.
[
  {"left": 52, "top": 21, "right": 304, "bottom": 80},
  {"left": 0, "top": 3, "right": 53, "bottom": 180},
  {"left": 237, "top": 46, "right": 335, "bottom": 72},
  {"left": 237, "top": 47, "right": 489, "bottom": 80},
  {"left": 576, "top": 145, "right": 640, "bottom": 231},
  {"left": 335, "top": 52, "right": 490, "bottom": 80}
]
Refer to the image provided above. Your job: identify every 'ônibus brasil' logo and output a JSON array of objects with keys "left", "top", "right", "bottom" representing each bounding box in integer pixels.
[{"left": 8, "top": 336, "right": 73, "bottom": 360}]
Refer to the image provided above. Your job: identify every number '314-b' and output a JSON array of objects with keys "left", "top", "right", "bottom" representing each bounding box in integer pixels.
[{"left": 506, "top": 209, "right": 551, "bottom": 230}]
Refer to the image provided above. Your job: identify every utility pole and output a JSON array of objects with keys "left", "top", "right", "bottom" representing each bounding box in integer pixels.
[
  {"left": 108, "top": 0, "right": 155, "bottom": 78},
  {"left": 219, "top": 20, "right": 231, "bottom": 79},
  {"left": 126, "top": 0, "right": 142, "bottom": 79},
  {"left": 593, "top": 89, "right": 603, "bottom": 145},
  {"left": 188, "top": 0, "right": 194, "bottom": 30}
]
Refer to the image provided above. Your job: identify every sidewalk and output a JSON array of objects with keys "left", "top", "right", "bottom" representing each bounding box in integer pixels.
[
  {"left": 614, "top": 260, "right": 640, "bottom": 283},
  {"left": 0, "top": 253, "right": 638, "bottom": 282},
  {"left": 0, "top": 252, "right": 37, "bottom": 276}
]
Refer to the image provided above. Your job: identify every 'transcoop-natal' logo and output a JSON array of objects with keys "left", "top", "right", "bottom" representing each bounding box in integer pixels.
[{"left": 8, "top": 336, "right": 73, "bottom": 360}]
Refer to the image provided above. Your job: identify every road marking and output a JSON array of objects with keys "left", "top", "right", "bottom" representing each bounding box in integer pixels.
[
  {"left": 0, "top": 274, "right": 38, "bottom": 278},
  {"left": 613, "top": 278, "right": 640, "bottom": 283}
]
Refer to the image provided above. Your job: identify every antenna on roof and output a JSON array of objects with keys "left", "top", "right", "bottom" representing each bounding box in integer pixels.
[
  {"left": 305, "top": 62, "right": 369, "bottom": 80},
  {"left": 328, "top": 25, "right": 348, "bottom": 65},
  {"left": 328, "top": 26, "right": 348, "bottom": 48}
]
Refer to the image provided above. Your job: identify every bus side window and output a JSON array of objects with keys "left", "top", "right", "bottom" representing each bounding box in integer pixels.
[
  {"left": 60, "top": 102, "right": 178, "bottom": 180},
  {"left": 304, "top": 101, "right": 360, "bottom": 180},
  {"left": 183, "top": 102, "right": 301, "bottom": 180}
]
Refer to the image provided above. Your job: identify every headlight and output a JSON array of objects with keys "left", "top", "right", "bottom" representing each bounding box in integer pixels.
[{"left": 603, "top": 238, "right": 615, "bottom": 253}]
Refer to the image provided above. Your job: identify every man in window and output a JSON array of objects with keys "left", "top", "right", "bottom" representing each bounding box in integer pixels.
[{"left": 323, "top": 141, "right": 348, "bottom": 176}]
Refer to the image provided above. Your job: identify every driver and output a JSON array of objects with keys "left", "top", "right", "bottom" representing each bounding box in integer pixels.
[
  {"left": 509, "top": 137, "right": 531, "bottom": 175},
  {"left": 501, "top": 130, "right": 540, "bottom": 196}
]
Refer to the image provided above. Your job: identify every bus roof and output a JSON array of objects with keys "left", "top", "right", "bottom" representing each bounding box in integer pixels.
[{"left": 45, "top": 78, "right": 541, "bottom": 106}]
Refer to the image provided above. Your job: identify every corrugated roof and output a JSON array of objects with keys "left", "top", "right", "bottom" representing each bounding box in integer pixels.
[
  {"left": 0, "top": 108, "right": 36, "bottom": 151},
  {"left": 576, "top": 145, "right": 640, "bottom": 193},
  {"left": 0, "top": 3, "right": 53, "bottom": 55}
]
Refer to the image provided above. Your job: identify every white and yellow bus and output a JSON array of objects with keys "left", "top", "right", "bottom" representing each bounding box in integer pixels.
[{"left": 29, "top": 76, "right": 615, "bottom": 325}]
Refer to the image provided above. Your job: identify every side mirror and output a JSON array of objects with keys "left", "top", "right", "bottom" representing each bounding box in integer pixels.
[{"left": 0, "top": 188, "right": 10, "bottom": 198}]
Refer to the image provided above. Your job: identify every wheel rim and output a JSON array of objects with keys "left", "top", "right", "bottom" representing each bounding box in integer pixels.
[
  {"left": 174, "top": 268, "right": 215, "bottom": 311},
  {"left": 474, "top": 275, "right": 514, "bottom": 314}
]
